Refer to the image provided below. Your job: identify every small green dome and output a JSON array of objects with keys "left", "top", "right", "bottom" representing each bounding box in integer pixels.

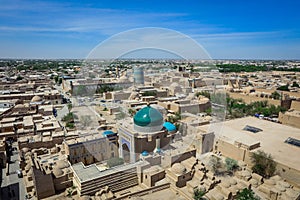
[{"left": 134, "top": 105, "right": 163, "bottom": 127}]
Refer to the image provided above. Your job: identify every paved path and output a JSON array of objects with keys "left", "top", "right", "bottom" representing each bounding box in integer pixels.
[{"left": 1, "top": 143, "right": 26, "bottom": 200}]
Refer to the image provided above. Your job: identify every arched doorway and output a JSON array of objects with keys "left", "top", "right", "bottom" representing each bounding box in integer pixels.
[{"left": 122, "top": 143, "right": 130, "bottom": 163}]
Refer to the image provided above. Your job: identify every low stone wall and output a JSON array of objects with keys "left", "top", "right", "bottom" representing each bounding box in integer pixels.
[
  {"left": 228, "top": 92, "right": 281, "bottom": 106},
  {"left": 114, "top": 183, "right": 170, "bottom": 199}
]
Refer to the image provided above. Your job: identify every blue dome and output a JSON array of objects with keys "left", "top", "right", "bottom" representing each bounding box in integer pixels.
[
  {"left": 134, "top": 105, "right": 163, "bottom": 127},
  {"left": 141, "top": 151, "right": 149, "bottom": 156},
  {"left": 163, "top": 122, "right": 176, "bottom": 132},
  {"left": 102, "top": 130, "right": 114, "bottom": 136},
  {"left": 155, "top": 148, "right": 161, "bottom": 153}
]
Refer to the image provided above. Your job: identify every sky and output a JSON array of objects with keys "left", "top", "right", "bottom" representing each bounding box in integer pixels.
[{"left": 0, "top": 0, "right": 300, "bottom": 59}]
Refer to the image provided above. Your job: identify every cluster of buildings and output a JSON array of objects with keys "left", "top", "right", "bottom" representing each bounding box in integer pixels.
[{"left": 0, "top": 60, "right": 300, "bottom": 200}]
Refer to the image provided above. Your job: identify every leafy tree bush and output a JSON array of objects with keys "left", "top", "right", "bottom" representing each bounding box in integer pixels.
[
  {"left": 128, "top": 108, "right": 136, "bottom": 117},
  {"left": 236, "top": 188, "right": 260, "bottom": 200},
  {"left": 209, "top": 156, "right": 222, "bottom": 174},
  {"left": 225, "top": 157, "right": 239, "bottom": 172},
  {"left": 217, "top": 64, "right": 268, "bottom": 73},
  {"left": 251, "top": 150, "right": 276, "bottom": 178},
  {"left": 292, "top": 81, "right": 299, "bottom": 88},
  {"left": 66, "top": 122, "right": 75, "bottom": 129},
  {"left": 62, "top": 112, "right": 77, "bottom": 123},
  {"left": 226, "top": 96, "right": 286, "bottom": 118},
  {"left": 204, "top": 107, "right": 212, "bottom": 115},
  {"left": 277, "top": 84, "right": 290, "bottom": 91},
  {"left": 58, "top": 77, "right": 62, "bottom": 85},
  {"left": 141, "top": 91, "right": 156, "bottom": 96},
  {"left": 54, "top": 76, "right": 59, "bottom": 83},
  {"left": 16, "top": 75, "right": 23, "bottom": 81},
  {"left": 96, "top": 85, "right": 115, "bottom": 94},
  {"left": 270, "top": 91, "right": 281, "bottom": 100},
  {"left": 193, "top": 188, "right": 206, "bottom": 200}
]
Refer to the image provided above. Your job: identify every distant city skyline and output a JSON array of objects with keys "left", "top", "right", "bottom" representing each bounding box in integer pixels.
[{"left": 0, "top": 0, "right": 300, "bottom": 59}]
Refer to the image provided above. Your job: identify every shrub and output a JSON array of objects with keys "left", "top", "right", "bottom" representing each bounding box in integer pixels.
[
  {"left": 236, "top": 188, "right": 260, "bottom": 200},
  {"left": 193, "top": 188, "right": 206, "bottom": 200},
  {"left": 277, "top": 84, "right": 289, "bottom": 91},
  {"left": 251, "top": 150, "right": 276, "bottom": 178},
  {"left": 225, "top": 157, "right": 239, "bottom": 172}
]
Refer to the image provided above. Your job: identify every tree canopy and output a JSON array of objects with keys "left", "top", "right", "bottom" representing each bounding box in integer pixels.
[
  {"left": 236, "top": 188, "right": 260, "bottom": 200},
  {"left": 193, "top": 188, "right": 206, "bottom": 200},
  {"left": 277, "top": 84, "right": 290, "bottom": 91},
  {"left": 251, "top": 150, "right": 277, "bottom": 178},
  {"left": 225, "top": 157, "right": 239, "bottom": 172}
]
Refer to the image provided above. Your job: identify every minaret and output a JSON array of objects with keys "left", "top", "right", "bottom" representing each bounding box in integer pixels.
[{"left": 154, "top": 137, "right": 161, "bottom": 153}]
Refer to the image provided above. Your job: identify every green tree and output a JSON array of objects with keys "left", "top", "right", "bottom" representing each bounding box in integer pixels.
[
  {"left": 16, "top": 75, "right": 23, "bottom": 81},
  {"left": 66, "top": 122, "right": 75, "bottom": 129},
  {"left": 141, "top": 91, "right": 156, "bottom": 96},
  {"left": 209, "top": 156, "right": 222, "bottom": 174},
  {"left": 236, "top": 188, "right": 260, "bottom": 200},
  {"left": 225, "top": 157, "right": 239, "bottom": 172},
  {"left": 96, "top": 85, "right": 115, "bottom": 94},
  {"left": 54, "top": 76, "right": 59, "bottom": 83},
  {"left": 58, "top": 77, "right": 62, "bottom": 85},
  {"left": 66, "top": 186, "right": 77, "bottom": 198},
  {"left": 190, "top": 65, "right": 195, "bottom": 73},
  {"left": 62, "top": 112, "right": 76, "bottom": 123},
  {"left": 128, "top": 108, "right": 136, "bottom": 117},
  {"left": 204, "top": 107, "right": 212, "bottom": 115},
  {"left": 270, "top": 91, "right": 281, "bottom": 100},
  {"left": 251, "top": 150, "right": 276, "bottom": 178},
  {"left": 193, "top": 188, "right": 206, "bottom": 200},
  {"left": 292, "top": 81, "right": 299, "bottom": 88},
  {"left": 277, "top": 84, "right": 289, "bottom": 91}
]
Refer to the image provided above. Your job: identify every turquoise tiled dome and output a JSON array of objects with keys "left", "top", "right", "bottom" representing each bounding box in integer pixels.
[
  {"left": 163, "top": 122, "right": 176, "bottom": 132},
  {"left": 133, "top": 105, "right": 163, "bottom": 127}
]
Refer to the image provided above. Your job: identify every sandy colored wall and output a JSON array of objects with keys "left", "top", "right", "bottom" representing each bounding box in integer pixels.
[
  {"left": 143, "top": 170, "right": 165, "bottom": 187},
  {"left": 278, "top": 112, "right": 300, "bottom": 129},
  {"left": 276, "top": 162, "right": 300, "bottom": 187},
  {"left": 229, "top": 92, "right": 281, "bottom": 106},
  {"left": 215, "top": 139, "right": 246, "bottom": 161},
  {"left": 179, "top": 104, "right": 200, "bottom": 114},
  {"left": 18, "top": 137, "right": 63, "bottom": 150},
  {"left": 112, "top": 92, "right": 131, "bottom": 100},
  {"left": 216, "top": 139, "right": 300, "bottom": 187},
  {"left": 291, "top": 100, "right": 300, "bottom": 111}
]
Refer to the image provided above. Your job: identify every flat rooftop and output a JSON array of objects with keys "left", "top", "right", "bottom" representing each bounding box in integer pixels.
[
  {"left": 64, "top": 133, "right": 106, "bottom": 146},
  {"left": 200, "top": 116, "right": 300, "bottom": 170},
  {"left": 71, "top": 161, "right": 147, "bottom": 183},
  {"left": 283, "top": 110, "right": 300, "bottom": 117}
]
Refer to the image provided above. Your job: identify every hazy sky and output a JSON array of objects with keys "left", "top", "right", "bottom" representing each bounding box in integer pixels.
[{"left": 0, "top": 0, "right": 300, "bottom": 59}]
